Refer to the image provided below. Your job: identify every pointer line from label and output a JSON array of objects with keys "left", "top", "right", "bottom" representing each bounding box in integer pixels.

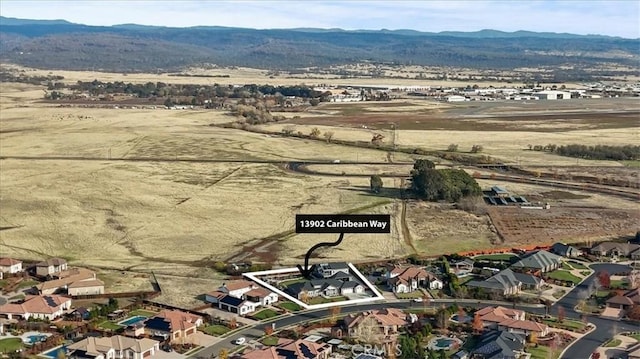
[{"left": 297, "top": 233, "right": 345, "bottom": 279}]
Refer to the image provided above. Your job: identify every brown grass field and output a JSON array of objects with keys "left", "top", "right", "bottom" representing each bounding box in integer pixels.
[{"left": 1, "top": 67, "right": 639, "bottom": 306}]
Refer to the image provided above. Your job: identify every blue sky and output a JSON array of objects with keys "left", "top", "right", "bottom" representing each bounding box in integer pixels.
[{"left": 1, "top": 0, "right": 639, "bottom": 38}]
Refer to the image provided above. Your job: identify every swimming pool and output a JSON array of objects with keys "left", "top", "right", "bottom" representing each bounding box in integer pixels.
[
  {"left": 119, "top": 315, "right": 147, "bottom": 326},
  {"left": 24, "top": 334, "right": 48, "bottom": 345},
  {"left": 427, "top": 336, "right": 463, "bottom": 351},
  {"left": 41, "top": 346, "right": 66, "bottom": 359}
]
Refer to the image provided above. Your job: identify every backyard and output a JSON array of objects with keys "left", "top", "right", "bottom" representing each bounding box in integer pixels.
[
  {"left": 0, "top": 338, "right": 23, "bottom": 353},
  {"left": 97, "top": 320, "right": 123, "bottom": 331},
  {"left": 474, "top": 253, "right": 518, "bottom": 261},
  {"left": 278, "top": 301, "right": 301, "bottom": 312},
  {"left": 543, "top": 318, "right": 587, "bottom": 332},
  {"left": 527, "top": 345, "right": 561, "bottom": 359}
]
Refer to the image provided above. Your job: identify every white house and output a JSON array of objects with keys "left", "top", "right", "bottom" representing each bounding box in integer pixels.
[
  {"left": 68, "top": 279, "right": 105, "bottom": 296},
  {"left": 315, "top": 263, "right": 350, "bottom": 278},
  {"left": 219, "top": 280, "right": 258, "bottom": 299},
  {"left": 0, "top": 258, "right": 22, "bottom": 274},
  {"left": 533, "top": 90, "right": 571, "bottom": 100},
  {"left": 218, "top": 296, "right": 258, "bottom": 316},
  {"left": 244, "top": 288, "right": 279, "bottom": 306},
  {"left": 446, "top": 95, "right": 468, "bottom": 102},
  {"left": 0, "top": 294, "right": 72, "bottom": 320}
]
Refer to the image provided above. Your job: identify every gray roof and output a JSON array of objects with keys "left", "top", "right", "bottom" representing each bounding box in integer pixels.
[
  {"left": 551, "top": 243, "right": 580, "bottom": 257},
  {"left": 466, "top": 269, "right": 539, "bottom": 292},
  {"left": 591, "top": 242, "right": 640, "bottom": 256},
  {"left": 323, "top": 262, "right": 349, "bottom": 270},
  {"left": 512, "top": 250, "right": 562, "bottom": 270},
  {"left": 472, "top": 330, "right": 525, "bottom": 359}
]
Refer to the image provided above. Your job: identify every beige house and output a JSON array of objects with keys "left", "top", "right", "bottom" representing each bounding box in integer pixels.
[
  {"left": 145, "top": 310, "right": 203, "bottom": 343},
  {"left": 240, "top": 338, "right": 331, "bottom": 359},
  {"left": 476, "top": 306, "right": 549, "bottom": 337},
  {"left": 36, "top": 267, "right": 104, "bottom": 296},
  {"left": 66, "top": 335, "right": 160, "bottom": 359},
  {"left": 342, "top": 308, "right": 408, "bottom": 339},
  {"left": 0, "top": 294, "right": 71, "bottom": 320},
  {"left": 68, "top": 279, "right": 105, "bottom": 296},
  {"left": 0, "top": 258, "right": 23, "bottom": 274},
  {"left": 36, "top": 258, "right": 68, "bottom": 277}
]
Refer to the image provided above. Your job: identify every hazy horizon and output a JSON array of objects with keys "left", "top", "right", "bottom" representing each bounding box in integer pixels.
[{"left": 1, "top": 0, "right": 639, "bottom": 39}]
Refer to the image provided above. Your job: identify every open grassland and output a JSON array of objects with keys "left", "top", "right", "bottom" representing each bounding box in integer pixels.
[{"left": 3, "top": 63, "right": 583, "bottom": 88}]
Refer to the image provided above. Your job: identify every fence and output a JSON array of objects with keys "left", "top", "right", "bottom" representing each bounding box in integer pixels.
[{"left": 72, "top": 290, "right": 160, "bottom": 300}]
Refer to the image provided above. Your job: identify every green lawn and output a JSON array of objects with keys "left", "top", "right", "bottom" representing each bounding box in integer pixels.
[
  {"left": 279, "top": 278, "right": 306, "bottom": 287},
  {"left": 568, "top": 261, "right": 588, "bottom": 270},
  {"left": 8, "top": 294, "right": 25, "bottom": 301},
  {"left": 98, "top": 320, "right": 123, "bottom": 330},
  {"left": 262, "top": 336, "right": 278, "bottom": 346},
  {"left": 202, "top": 324, "right": 230, "bottom": 336},
  {"left": 252, "top": 309, "right": 280, "bottom": 320},
  {"left": 0, "top": 338, "right": 23, "bottom": 352},
  {"left": 552, "top": 290, "right": 566, "bottom": 299},
  {"left": 279, "top": 301, "right": 301, "bottom": 312},
  {"left": 561, "top": 262, "right": 574, "bottom": 270},
  {"left": 0, "top": 280, "right": 7, "bottom": 289},
  {"left": 543, "top": 319, "right": 587, "bottom": 332},
  {"left": 128, "top": 309, "right": 157, "bottom": 317},
  {"left": 527, "top": 345, "right": 561, "bottom": 359},
  {"left": 610, "top": 280, "right": 628, "bottom": 290},
  {"left": 605, "top": 339, "right": 622, "bottom": 347},
  {"left": 308, "top": 296, "right": 347, "bottom": 305},
  {"left": 474, "top": 254, "right": 517, "bottom": 261},
  {"left": 547, "top": 270, "right": 582, "bottom": 285},
  {"left": 580, "top": 271, "right": 592, "bottom": 277},
  {"left": 621, "top": 160, "right": 640, "bottom": 167}
]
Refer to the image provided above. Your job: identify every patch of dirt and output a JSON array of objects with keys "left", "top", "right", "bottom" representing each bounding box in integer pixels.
[{"left": 539, "top": 190, "right": 591, "bottom": 200}]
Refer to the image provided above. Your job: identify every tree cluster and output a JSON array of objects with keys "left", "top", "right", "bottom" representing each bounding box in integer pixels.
[
  {"left": 410, "top": 159, "right": 482, "bottom": 202},
  {"left": 529, "top": 144, "right": 640, "bottom": 161}
]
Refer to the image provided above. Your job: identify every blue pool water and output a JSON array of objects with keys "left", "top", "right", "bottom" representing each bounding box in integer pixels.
[
  {"left": 119, "top": 315, "right": 147, "bottom": 326},
  {"left": 451, "top": 314, "right": 472, "bottom": 323},
  {"left": 26, "top": 335, "right": 48, "bottom": 344},
  {"left": 41, "top": 346, "right": 66, "bottom": 359},
  {"left": 435, "top": 338, "right": 455, "bottom": 348}
]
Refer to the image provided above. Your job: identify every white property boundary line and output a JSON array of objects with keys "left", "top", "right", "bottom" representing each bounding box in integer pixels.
[{"left": 243, "top": 263, "right": 385, "bottom": 310}]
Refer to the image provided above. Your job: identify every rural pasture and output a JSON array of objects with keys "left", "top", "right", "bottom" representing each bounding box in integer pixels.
[{"left": 1, "top": 69, "right": 639, "bottom": 306}]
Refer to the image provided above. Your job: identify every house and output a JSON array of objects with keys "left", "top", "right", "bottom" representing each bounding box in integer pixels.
[
  {"left": 71, "top": 307, "right": 91, "bottom": 321},
  {"left": 628, "top": 342, "right": 640, "bottom": 359},
  {"left": 315, "top": 262, "right": 350, "bottom": 278},
  {"left": 218, "top": 280, "right": 258, "bottom": 299},
  {"left": 66, "top": 335, "right": 160, "bottom": 359},
  {"left": 591, "top": 242, "right": 640, "bottom": 258},
  {"left": 36, "top": 268, "right": 104, "bottom": 295},
  {"left": 490, "top": 186, "right": 510, "bottom": 197},
  {"left": 0, "top": 294, "right": 72, "bottom": 320},
  {"left": 68, "top": 279, "right": 106, "bottom": 296},
  {"left": 451, "top": 259, "right": 474, "bottom": 276},
  {"left": 467, "top": 269, "right": 541, "bottom": 296},
  {"left": 0, "top": 258, "right": 23, "bottom": 274},
  {"left": 511, "top": 250, "right": 562, "bottom": 273},
  {"left": 386, "top": 265, "right": 442, "bottom": 293},
  {"left": 606, "top": 288, "right": 639, "bottom": 314},
  {"left": 244, "top": 287, "right": 279, "bottom": 306},
  {"left": 290, "top": 277, "right": 364, "bottom": 300},
  {"left": 204, "top": 291, "right": 227, "bottom": 305},
  {"left": 217, "top": 295, "right": 257, "bottom": 316},
  {"left": 550, "top": 243, "right": 582, "bottom": 258},
  {"left": 240, "top": 338, "right": 332, "bottom": 359},
  {"left": 469, "top": 330, "right": 527, "bottom": 359},
  {"left": 476, "top": 306, "right": 549, "bottom": 337},
  {"left": 36, "top": 258, "right": 68, "bottom": 277},
  {"left": 341, "top": 308, "right": 408, "bottom": 339},
  {"left": 145, "top": 309, "right": 203, "bottom": 343}
]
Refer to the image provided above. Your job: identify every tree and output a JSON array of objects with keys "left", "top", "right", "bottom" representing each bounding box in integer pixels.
[
  {"left": 282, "top": 125, "right": 295, "bottom": 136},
  {"left": 528, "top": 332, "right": 538, "bottom": 345},
  {"left": 228, "top": 316, "right": 237, "bottom": 329},
  {"left": 447, "top": 144, "right": 459, "bottom": 152},
  {"left": 218, "top": 348, "right": 229, "bottom": 359},
  {"left": 597, "top": 271, "right": 611, "bottom": 289},
  {"left": 264, "top": 325, "right": 274, "bottom": 336},
  {"left": 56, "top": 348, "right": 66, "bottom": 359},
  {"left": 470, "top": 144, "right": 484, "bottom": 153},
  {"left": 627, "top": 270, "right": 640, "bottom": 289},
  {"left": 371, "top": 133, "right": 385, "bottom": 146},
  {"left": 310, "top": 127, "right": 321, "bottom": 138},
  {"left": 329, "top": 306, "right": 341, "bottom": 325},
  {"left": 557, "top": 306, "right": 565, "bottom": 323},
  {"left": 323, "top": 131, "right": 334, "bottom": 143},
  {"left": 370, "top": 175, "right": 383, "bottom": 194},
  {"left": 353, "top": 315, "right": 384, "bottom": 344},
  {"left": 472, "top": 313, "right": 484, "bottom": 334},
  {"left": 299, "top": 290, "right": 310, "bottom": 304}
]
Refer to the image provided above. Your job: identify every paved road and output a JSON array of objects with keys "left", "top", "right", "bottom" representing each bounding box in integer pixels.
[
  {"left": 190, "top": 299, "right": 547, "bottom": 358},
  {"left": 189, "top": 262, "right": 635, "bottom": 359},
  {"left": 558, "top": 263, "right": 636, "bottom": 359}
]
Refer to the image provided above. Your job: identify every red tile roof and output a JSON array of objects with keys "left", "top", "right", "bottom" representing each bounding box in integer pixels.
[{"left": 155, "top": 310, "right": 202, "bottom": 332}]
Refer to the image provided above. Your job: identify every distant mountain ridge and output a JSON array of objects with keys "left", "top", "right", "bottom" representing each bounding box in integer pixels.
[{"left": 0, "top": 16, "right": 637, "bottom": 73}]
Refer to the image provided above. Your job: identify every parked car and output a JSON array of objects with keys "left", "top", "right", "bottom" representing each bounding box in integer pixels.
[
  {"left": 234, "top": 337, "right": 246, "bottom": 345},
  {"left": 413, "top": 298, "right": 423, "bottom": 302}
]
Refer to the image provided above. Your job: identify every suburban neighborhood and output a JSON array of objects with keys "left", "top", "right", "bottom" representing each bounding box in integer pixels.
[{"left": 1, "top": 235, "right": 639, "bottom": 359}]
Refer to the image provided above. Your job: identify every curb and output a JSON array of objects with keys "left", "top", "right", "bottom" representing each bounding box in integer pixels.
[{"left": 558, "top": 322, "right": 597, "bottom": 359}]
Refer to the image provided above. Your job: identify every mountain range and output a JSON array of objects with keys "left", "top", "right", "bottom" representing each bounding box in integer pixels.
[{"left": 0, "top": 16, "right": 638, "bottom": 74}]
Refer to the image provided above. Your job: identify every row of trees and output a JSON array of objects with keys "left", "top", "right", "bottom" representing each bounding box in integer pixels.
[
  {"left": 529, "top": 144, "right": 640, "bottom": 161},
  {"left": 447, "top": 144, "right": 484, "bottom": 153}
]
